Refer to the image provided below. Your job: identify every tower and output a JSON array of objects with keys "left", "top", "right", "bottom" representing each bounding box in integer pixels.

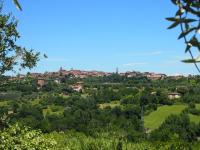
[
  {"left": 59, "top": 67, "right": 63, "bottom": 72},
  {"left": 59, "top": 67, "right": 63, "bottom": 76},
  {"left": 116, "top": 67, "right": 119, "bottom": 74}
]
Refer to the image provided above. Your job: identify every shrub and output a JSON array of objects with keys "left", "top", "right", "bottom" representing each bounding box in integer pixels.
[{"left": 0, "top": 124, "right": 56, "bottom": 150}]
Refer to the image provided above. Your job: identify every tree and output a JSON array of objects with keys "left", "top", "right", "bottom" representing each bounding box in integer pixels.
[
  {"left": 0, "top": 3, "right": 40, "bottom": 75},
  {"left": 167, "top": 0, "right": 200, "bottom": 73},
  {"left": 150, "top": 113, "right": 199, "bottom": 142}
]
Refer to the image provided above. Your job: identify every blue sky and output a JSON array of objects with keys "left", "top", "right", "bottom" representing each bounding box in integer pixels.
[{"left": 4, "top": 0, "right": 200, "bottom": 75}]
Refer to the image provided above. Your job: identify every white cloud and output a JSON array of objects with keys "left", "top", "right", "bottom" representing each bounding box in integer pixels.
[{"left": 122, "top": 62, "right": 149, "bottom": 67}]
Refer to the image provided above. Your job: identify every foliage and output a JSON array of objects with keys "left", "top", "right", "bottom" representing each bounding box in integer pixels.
[
  {"left": 46, "top": 131, "right": 198, "bottom": 150},
  {"left": 1, "top": 75, "right": 200, "bottom": 147},
  {"left": 0, "top": 2, "right": 40, "bottom": 75},
  {"left": 0, "top": 123, "right": 56, "bottom": 149},
  {"left": 167, "top": 0, "right": 200, "bottom": 73}
]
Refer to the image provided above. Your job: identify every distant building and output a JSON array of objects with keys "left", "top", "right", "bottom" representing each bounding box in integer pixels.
[
  {"left": 169, "top": 75, "right": 184, "bottom": 80},
  {"left": 116, "top": 67, "right": 119, "bottom": 74},
  {"left": 37, "top": 78, "right": 46, "bottom": 88},
  {"left": 168, "top": 92, "right": 181, "bottom": 100},
  {"left": 146, "top": 73, "right": 166, "bottom": 80},
  {"left": 54, "top": 78, "right": 61, "bottom": 84},
  {"left": 12, "top": 68, "right": 170, "bottom": 81},
  {"left": 70, "top": 82, "right": 84, "bottom": 92},
  {"left": 125, "top": 71, "right": 138, "bottom": 78},
  {"left": 71, "top": 84, "right": 83, "bottom": 92},
  {"left": 151, "top": 91, "right": 157, "bottom": 95},
  {"left": 7, "top": 110, "right": 14, "bottom": 115},
  {"left": 29, "top": 73, "right": 43, "bottom": 78}
]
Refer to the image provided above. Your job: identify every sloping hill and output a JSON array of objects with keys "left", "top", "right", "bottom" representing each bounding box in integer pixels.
[
  {"left": 189, "top": 104, "right": 200, "bottom": 124},
  {"left": 144, "top": 104, "right": 187, "bottom": 130}
]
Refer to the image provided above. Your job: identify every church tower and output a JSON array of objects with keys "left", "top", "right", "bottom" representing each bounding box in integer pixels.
[{"left": 116, "top": 67, "right": 119, "bottom": 74}]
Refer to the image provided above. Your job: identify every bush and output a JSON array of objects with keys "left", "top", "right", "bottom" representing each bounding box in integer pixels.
[
  {"left": 189, "top": 102, "right": 196, "bottom": 109},
  {"left": 189, "top": 108, "right": 200, "bottom": 116},
  {"left": 0, "top": 124, "right": 56, "bottom": 150}
]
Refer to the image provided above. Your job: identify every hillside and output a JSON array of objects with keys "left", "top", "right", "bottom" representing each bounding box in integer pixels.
[
  {"left": 145, "top": 104, "right": 200, "bottom": 131},
  {"left": 144, "top": 104, "right": 187, "bottom": 130}
]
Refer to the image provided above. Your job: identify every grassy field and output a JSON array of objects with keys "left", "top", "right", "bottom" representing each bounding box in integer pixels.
[
  {"left": 189, "top": 114, "right": 200, "bottom": 124},
  {"left": 0, "top": 100, "right": 9, "bottom": 106},
  {"left": 99, "top": 101, "right": 120, "bottom": 109},
  {"left": 196, "top": 104, "right": 200, "bottom": 110},
  {"left": 188, "top": 104, "right": 200, "bottom": 124},
  {"left": 144, "top": 104, "right": 187, "bottom": 130}
]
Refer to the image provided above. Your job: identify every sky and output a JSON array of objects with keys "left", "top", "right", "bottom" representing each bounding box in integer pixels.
[{"left": 3, "top": 0, "right": 200, "bottom": 75}]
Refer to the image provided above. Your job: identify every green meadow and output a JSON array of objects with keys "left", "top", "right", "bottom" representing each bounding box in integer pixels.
[{"left": 144, "top": 104, "right": 187, "bottom": 130}]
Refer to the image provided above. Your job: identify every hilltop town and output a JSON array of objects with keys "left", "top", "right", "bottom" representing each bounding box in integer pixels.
[
  {"left": 11, "top": 67, "right": 187, "bottom": 81},
  {"left": 5, "top": 67, "right": 191, "bottom": 91}
]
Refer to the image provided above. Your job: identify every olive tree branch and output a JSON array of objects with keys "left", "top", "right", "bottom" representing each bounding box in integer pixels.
[{"left": 178, "top": 0, "right": 200, "bottom": 73}]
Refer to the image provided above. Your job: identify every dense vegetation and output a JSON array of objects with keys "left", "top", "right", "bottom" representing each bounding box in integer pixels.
[{"left": 0, "top": 74, "right": 200, "bottom": 149}]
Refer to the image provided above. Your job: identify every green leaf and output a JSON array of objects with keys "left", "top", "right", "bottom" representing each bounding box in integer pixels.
[
  {"left": 44, "top": 54, "right": 48, "bottom": 58},
  {"left": 181, "top": 19, "right": 197, "bottom": 23},
  {"left": 12, "top": 0, "right": 22, "bottom": 11},
  {"left": 191, "top": 2, "right": 200, "bottom": 8},
  {"left": 166, "top": 18, "right": 196, "bottom": 30},
  {"left": 171, "top": 0, "right": 178, "bottom": 5},
  {"left": 196, "top": 55, "right": 200, "bottom": 62},
  {"left": 189, "top": 36, "right": 200, "bottom": 50},
  {"left": 178, "top": 27, "right": 196, "bottom": 39},
  {"left": 184, "top": 6, "right": 200, "bottom": 17},
  {"left": 167, "top": 21, "right": 180, "bottom": 29},
  {"left": 182, "top": 55, "right": 200, "bottom": 63},
  {"left": 185, "top": 45, "right": 191, "bottom": 53},
  {"left": 166, "top": 17, "right": 179, "bottom": 22},
  {"left": 175, "top": 9, "right": 184, "bottom": 16},
  {"left": 182, "top": 59, "right": 196, "bottom": 63}
]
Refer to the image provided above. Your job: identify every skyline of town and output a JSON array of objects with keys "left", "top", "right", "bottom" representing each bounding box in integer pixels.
[
  {"left": 7, "top": 66, "right": 197, "bottom": 77},
  {"left": 11, "top": 66, "right": 194, "bottom": 78}
]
